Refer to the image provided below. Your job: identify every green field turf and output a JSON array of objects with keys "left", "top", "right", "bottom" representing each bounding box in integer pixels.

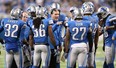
[{"left": 0, "top": 40, "right": 116, "bottom": 68}]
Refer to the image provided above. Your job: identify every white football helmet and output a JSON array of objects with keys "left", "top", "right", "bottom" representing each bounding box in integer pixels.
[
  {"left": 82, "top": 2, "right": 94, "bottom": 14},
  {"left": 49, "top": 3, "right": 61, "bottom": 13},
  {"left": 27, "top": 4, "right": 36, "bottom": 13},
  {"left": 69, "top": 7, "right": 77, "bottom": 13},
  {"left": 97, "top": 6, "right": 110, "bottom": 18},
  {"left": 73, "top": 8, "right": 84, "bottom": 19},
  {"left": 36, "top": 7, "right": 48, "bottom": 18},
  {"left": 26, "top": 4, "right": 37, "bottom": 18},
  {"left": 10, "top": 7, "right": 22, "bottom": 19},
  {"left": 50, "top": 3, "right": 61, "bottom": 10}
]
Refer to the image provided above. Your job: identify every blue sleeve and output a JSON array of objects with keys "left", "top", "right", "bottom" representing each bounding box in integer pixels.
[
  {"left": 44, "top": 18, "right": 58, "bottom": 31},
  {"left": 54, "top": 30, "right": 60, "bottom": 46},
  {"left": 57, "top": 26, "right": 63, "bottom": 44},
  {"left": 67, "top": 21, "right": 72, "bottom": 27},
  {"left": 105, "top": 17, "right": 111, "bottom": 26},
  {"left": 24, "top": 26, "right": 30, "bottom": 39},
  {"left": 106, "top": 15, "right": 115, "bottom": 26},
  {"left": 27, "top": 19, "right": 33, "bottom": 27},
  {"left": 110, "top": 16, "right": 116, "bottom": 25},
  {"left": 59, "top": 14, "right": 66, "bottom": 22},
  {"left": 19, "top": 23, "right": 27, "bottom": 42},
  {"left": 52, "top": 23, "right": 59, "bottom": 31}
]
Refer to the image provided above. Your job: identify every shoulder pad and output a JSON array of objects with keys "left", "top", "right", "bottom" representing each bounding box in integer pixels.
[{"left": 49, "top": 19, "right": 54, "bottom": 25}]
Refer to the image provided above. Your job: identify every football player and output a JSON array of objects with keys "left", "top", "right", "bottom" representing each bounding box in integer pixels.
[
  {"left": 64, "top": 8, "right": 93, "bottom": 68},
  {"left": 82, "top": 2, "right": 99, "bottom": 68},
  {"left": 97, "top": 6, "right": 116, "bottom": 68},
  {"left": 0, "top": 7, "right": 27, "bottom": 68},
  {"left": 28, "top": 6, "right": 56, "bottom": 68},
  {"left": 48, "top": 3, "right": 67, "bottom": 68}
]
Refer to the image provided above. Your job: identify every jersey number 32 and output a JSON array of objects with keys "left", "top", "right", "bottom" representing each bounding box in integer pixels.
[{"left": 5, "top": 24, "right": 18, "bottom": 38}]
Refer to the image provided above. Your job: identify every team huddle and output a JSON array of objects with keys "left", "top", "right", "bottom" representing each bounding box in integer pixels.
[{"left": 0, "top": 1, "right": 116, "bottom": 68}]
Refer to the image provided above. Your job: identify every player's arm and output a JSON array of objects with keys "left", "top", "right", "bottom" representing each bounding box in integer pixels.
[
  {"left": 98, "top": 18, "right": 106, "bottom": 36},
  {"left": 87, "top": 28, "right": 93, "bottom": 52},
  {"left": 98, "top": 19, "right": 104, "bottom": 26},
  {"left": 104, "top": 25, "right": 116, "bottom": 30},
  {"left": 64, "top": 27, "right": 70, "bottom": 53},
  {"left": 94, "top": 27, "right": 99, "bottom": 53},
  {"left": 29, "top": 29, "right": 34, "bottom": 50},
  {"left": 103, "top": 17, "right": 116, "bottom": 31},
  {"left": 48, "top": 25, "right": 57, "bottom": 49}
]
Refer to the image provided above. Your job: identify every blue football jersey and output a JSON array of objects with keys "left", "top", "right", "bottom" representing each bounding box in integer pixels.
[
  {"left": 48, "top": 13, "right": 67, "bottom": 38},
  {"left": 48, "top": 13, "right": 67, "bottom": 48},
  {"left": 30, "top": 18, "right": 53, "bottom": 44},
  {"left": 67, "top": 20, "right": 91, "bottom": 46},
  {"left": 58, "top": 13, "right": 66, "bottom": 22},
  {"left": 83, "top": 15, "right": 99, "bottom": 38},
  {"left": 92, "top": 13, "right": 99, "bottom": 35},
  {"left": 48, "top": 28, "right": 60, "bottom": 49},
  {"left": 58, "top": 14, "right": 67, "bottom": 43},
  {"left": 104, "top": 15, "right": 116, "bottom": 47},
  {"left": 27, "top": 19, "right": 33, "bottom": 28},
  {"left": 0, "top": 18, "right": 25, "bottom": 52}
]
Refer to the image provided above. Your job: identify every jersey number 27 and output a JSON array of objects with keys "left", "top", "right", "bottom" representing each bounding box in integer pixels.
[{"left": 72, "top": 27, "right": 86, "bottom": 40}]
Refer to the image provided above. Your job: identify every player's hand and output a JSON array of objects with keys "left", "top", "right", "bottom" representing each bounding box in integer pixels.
[
  {"left": 56, "top": 51, "right": 61, "bottom": 63},
  {"left": 61, "top": 52, "right": 68, "bottom": 62},
  {"left": 54, "top": 49, "right": 60, "bottom": 56},
  {"left": 23, "top": 45, "right": 28, "bottom": 49}
]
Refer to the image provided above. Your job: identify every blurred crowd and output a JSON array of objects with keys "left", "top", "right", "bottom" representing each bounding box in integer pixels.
[{"left": 0, "top": 0, "right": 116, "bottom": 19}]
